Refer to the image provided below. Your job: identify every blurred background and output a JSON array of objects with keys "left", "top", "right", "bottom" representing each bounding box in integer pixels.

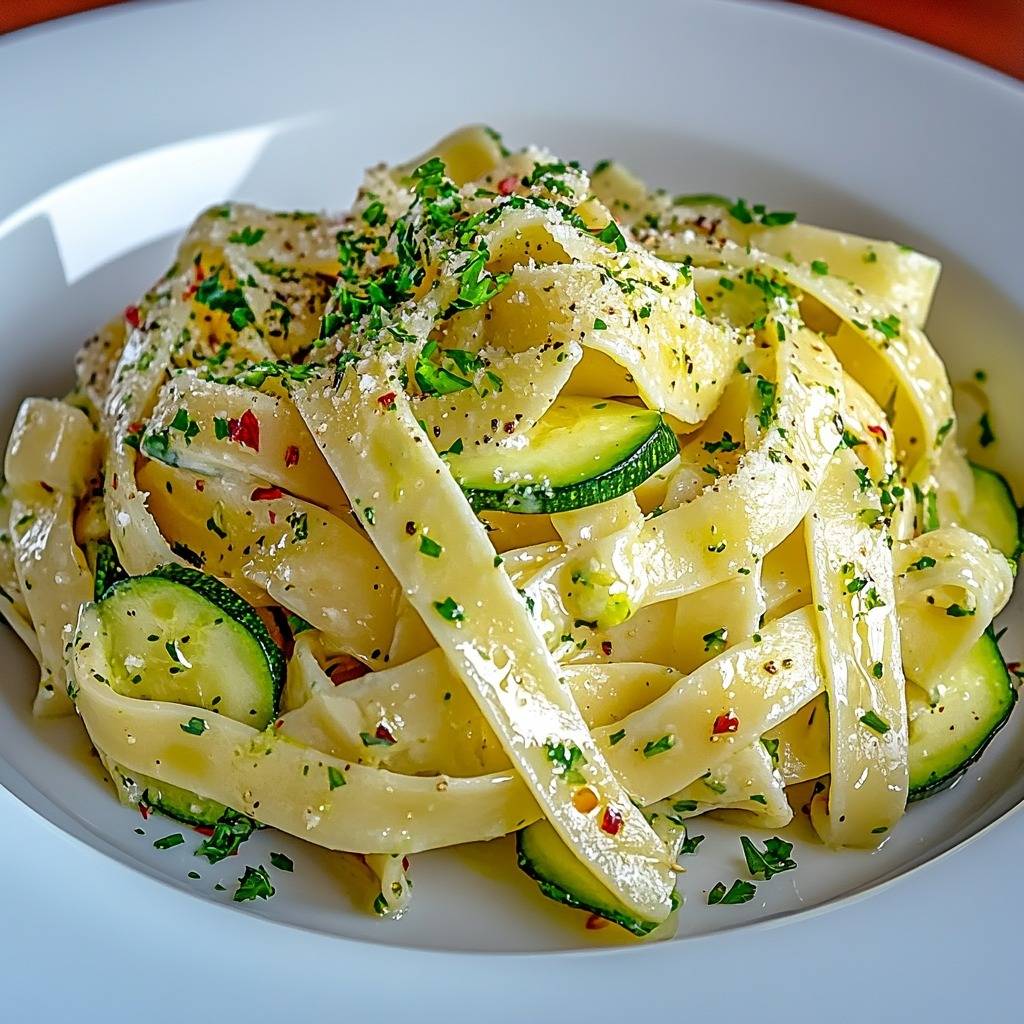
[{"left": 2, "top": 0, "right": 1022, "bottom": 78}]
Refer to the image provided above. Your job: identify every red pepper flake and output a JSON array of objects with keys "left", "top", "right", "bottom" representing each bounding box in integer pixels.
[
  {"left": 375, "top": 724, "right": 396, "bottom": 745},
  {"left": 585, "top": 913, "right": 610, "bottom": 930},
  {"left": 195, "top": 479, "right": 205, "bottom": 492},
  {"left": 228, "top": 409, "right": 260, "bottom": 451},
  {"left": 377, "top": 391, "right": 397, "bottom": 411},
  {"left": 284, "top": 444, "right": 300, "bottom": 467},
  {"left": 329, "top": 656, "right": 370, "bottom": 686},
  {"left": 124, "top": 305, "right": 141, "bottom": 329},
  {"left": 497, "top": 175, "right": 518, "bottom": 196},
  {"left": 503, "top": 421, "right": 515, "bottom": 434},
  {"left": 601, "top": 641, "right": 613, "bottom": 657},
  {"left": 402, "top": 856, "right": 410, "bottom": 871},
  {"left": 600, "top": 806, "right": 623, "bottom": 836},
  {"left": 138, "top": 803, "right": 149, "bottom": 820},
  {"left": 268, "top": 510, "right": 276, "bottom": 524},
  {"left": 127, "top": 420, "right": 144, "bottom": 435},
  {"left": 867, "top": 424, "right": 887, "bottom": 441},
  {"left": 193, "top": 825, "right": 215, "bottom": 837},
  {"left": 194, "top": 264, "right": 206, "bottom": 283},
  {"left": 250, "top": 486, "right": 283, "bottom": 501},
  {"left": 712, "top": 713, "right": 740, "bottom": 735},
  {"left": 275, "top": 719, "right": 284, "bottom": 729}
]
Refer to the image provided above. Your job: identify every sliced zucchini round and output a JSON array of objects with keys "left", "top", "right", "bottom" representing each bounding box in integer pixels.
[
  {"left": 908, "top": 630, "right": 1016, "bottom": 801},
  {"left": 517, "top": 820, "right": 679, "bottom": 936},
  {"left": 97, "top": 564, "right": 284, "bottom": 728},
  {"left": 446, "top": 397, "right": 679, "bottom": 514},
  {"left": 966, "top": 463, "right": 1022, "bottom": 561}
]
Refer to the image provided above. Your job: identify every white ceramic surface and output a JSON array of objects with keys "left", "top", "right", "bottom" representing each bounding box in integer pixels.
[{"left": 0, "top": 0, "right": 1022, "bottom": 983}]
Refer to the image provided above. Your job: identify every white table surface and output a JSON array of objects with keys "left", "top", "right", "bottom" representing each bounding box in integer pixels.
[{"left": 1, "top": 779, "right": 1017, "bottom": 1020}]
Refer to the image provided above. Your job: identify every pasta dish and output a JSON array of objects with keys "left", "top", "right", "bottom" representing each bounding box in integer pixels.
[{"left": 2, "top": 126, "right": 1019, "bottom": 935}]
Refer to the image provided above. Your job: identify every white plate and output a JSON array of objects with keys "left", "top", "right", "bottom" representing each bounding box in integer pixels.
[{"left": 0, "top": 0, "right": 1022, "bottom": 962}]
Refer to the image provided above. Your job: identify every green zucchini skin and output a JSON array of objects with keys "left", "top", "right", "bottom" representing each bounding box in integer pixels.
[
  {"left": 449, "top": 398, "right": 680, "bottom": 515},
  {"left": 967, "top": 463, "right": 1023, "bottom": 561},
  {"left": 89, "top": 539, "right": 129, "bottom": 601},
  {"left": 908, "top": 629, "right": 1017, "bottom": 802},
  {"left": 516, "top": 820, "right": 678, "bottom": 935},
  {"left": 142, "top": 775, "right": 229, "bottom": 827}
]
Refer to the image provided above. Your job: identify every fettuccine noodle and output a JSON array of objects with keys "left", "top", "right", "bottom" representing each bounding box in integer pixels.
[{"left": 3, "top": 125, "right": 1018, "bottom": 934}]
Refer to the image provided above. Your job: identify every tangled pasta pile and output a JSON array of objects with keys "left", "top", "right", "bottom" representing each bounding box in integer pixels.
[{"left": 2, "top": 126, "right": 1019, "bottom": 934}]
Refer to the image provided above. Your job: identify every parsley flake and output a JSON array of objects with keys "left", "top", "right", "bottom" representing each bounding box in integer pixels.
[
  {"left": 233, "top": 864, "right": 275, "bottom": 902},
  {"left": 708, "top": 879, "right": 757, "bottom": 905}
]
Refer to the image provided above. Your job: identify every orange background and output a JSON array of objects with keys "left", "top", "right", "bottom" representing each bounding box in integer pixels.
[{"left": 1, "top": 1, "right": 1022, "bottom": 79}]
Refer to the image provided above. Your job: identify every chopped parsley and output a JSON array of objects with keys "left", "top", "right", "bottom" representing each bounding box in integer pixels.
[
  {"left": 545, "top": 740, "right": 586, "bottom": 783},
  {"left": 727, "top": 198, "right": 796, "bottom": 227},
  {"left": 269, "top": 852, "right": 294, "bottom": 872},
  {"left": 740, "top": 835, "right": 797, "bottom": 880},
  {"left": 153, "top": 833, "right": 185, "bottom": 850},
  {"left": 180, "top": 716, "right": 207, "bottom": 736},
  {"left": 871, "top": 314, "right": 901, "bottom": 340},
  {"left": 593, "top": 220, "right": 627, "bottom": 252},
  {"left": 194, "top": 270, "right": 256, "bottom": 332},
  {"left": 643, "top": 734, "right": 676, "bottom": 758},
  {"left": 702, "top": 627, "right": 728, "bottom": 653},
  {"left": 703, "top": 431, "right": 740, "bottom": 454},
  {"left": 755, "top": 376, "right": 777, "bottom": 432},
  {"left": 810, "top": 259, "right": 829, "bottom": 275},
  {"left": 415, "top": 355, "right": 472, "bottom": 396},
  {"left": 327, "top": 765, "right": 346, "bottom": 789},
  {"left": 195, "top": 814, "right": 256, "bottom": 863},
  {"left": 679, "top": 833, "right": 705, "bottom": 855},
  {"left": 860, "top": 709, "right": 891, "bottom": 735},
  {"left": 708, "top": 879, "right": 757, "bottom": 905},
  {"left": 433, "top": 596, "right": 464, "bottom": 622},
  {"left": 228, "top": 226, "right": 266, "bottom": 246},
  {"left": 978, "top": 411, "right": 995, "bottom": 447},
  {"left": 360, "top": 730, "right": 396, "bottom": 747},
  {"left": 946, "top": 603, "right": 976, "bottom": 617},
  {"left": 233, "top": 864, "right": 275, "bottom": 902},
  {"left": 419, "top": 534, "right": 442, "bottom": 558}
]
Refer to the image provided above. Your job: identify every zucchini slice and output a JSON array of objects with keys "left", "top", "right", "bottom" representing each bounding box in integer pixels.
[
  {"left": 96, "top": 565, "right": 284, "bottom": 728},
  {"left": 446, "top": 397, "right": 679, "bottom": 514},
  {"left": 908, "top": 630, "right": 1016, "bottom": 801},
  {"left": 967, "top": 463, "right": 1022, "bottom": 561},
  {"left": 517, "top": 820, "right": 679, "bottom": 936}
]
